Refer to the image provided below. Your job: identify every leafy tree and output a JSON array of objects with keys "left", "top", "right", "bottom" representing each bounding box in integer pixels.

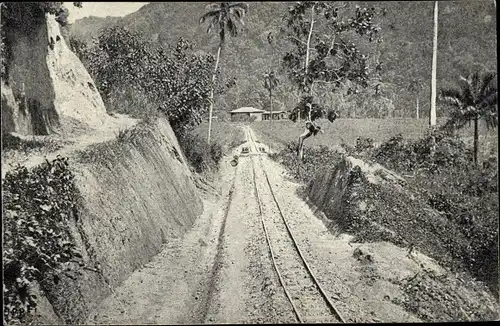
[
  {"left": 281, "top": 1, "right": 382, "bottom": 122},
  {"left": 79, "top": 26, "right": 216, "bottom": 135},
  {"left": 199, "top": 1, "right": 248, "bottom": 144},
  {"left": 289, "top": 95, "right": 327, "bottom": 122},
  {"left": 280, "top": 1, "right": 381, "bottom": 159},
  {"left": 263, "top": 70, "right": 279, "bottom": 120},
  {"left": 439, "top": 70, "right": 498, "bottom": 164}
]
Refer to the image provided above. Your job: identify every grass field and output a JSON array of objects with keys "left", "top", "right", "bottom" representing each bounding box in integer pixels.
[
  {"left": 189, "top": 118, "right": 497, "bottom": 162},
  {"left": 191, "top": 121, "right": 247, "bottom": 153},
  {"left": 252, "top": 118, "right": 498, "bottom": 158}
]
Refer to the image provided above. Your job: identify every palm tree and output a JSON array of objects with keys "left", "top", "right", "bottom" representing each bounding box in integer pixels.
[
  {"left": 200, "top": 2, "right": 248, "bottom": 144},
  {"left": 440, "top": 70, "right": 498, "bottom": 164},
  {"left": 429, "top": 1, "right": 438, "bottom": 126},
  {"left": 263, "top": 70, "right": 279, "bottom": 120}
]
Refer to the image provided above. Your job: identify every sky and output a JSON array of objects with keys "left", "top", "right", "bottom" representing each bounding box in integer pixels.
[{"left": 64, "top": 2, "right": 149, "bottom": 24}]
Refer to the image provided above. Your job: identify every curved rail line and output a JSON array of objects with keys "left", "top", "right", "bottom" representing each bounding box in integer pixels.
[{"left": 246, "top": 129, "right": 346, "bottom": 323}]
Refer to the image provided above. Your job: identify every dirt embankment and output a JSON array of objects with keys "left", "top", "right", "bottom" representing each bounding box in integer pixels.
[
  {"left": 303, "top": 156, "right": 499, "bottom": 321},
  {"left": 2, "top": 13, "right": 108, "bottom": 137},
  {"left": 27, "top": 117, "right": 203, "bottom": 324},
  {"left": 3, "top": 11, "right": 207, "bottom": 325}
]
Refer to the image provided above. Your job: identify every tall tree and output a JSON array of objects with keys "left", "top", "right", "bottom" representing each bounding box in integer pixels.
[
  {"left": 199, "top": 2, "right": 248, "bottom": 144},
  {"left": 439, "top": 70, "right": 498, "bottom": 164},
  {"left": 429, "top": 1, "right": 438, "bottom": 126},
  {"left": 281, "top": 1, "right": 382, "bottom": 158},
  {"left": 263, "top": 70, "right": 279, "bottom": 120},
  {"left": 281, "top": 1, "right": 382, "bottom": 122}
]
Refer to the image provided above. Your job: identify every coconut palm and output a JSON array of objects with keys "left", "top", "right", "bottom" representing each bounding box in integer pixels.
[
  {"left": 439, "top": 70, "right": 498, "bottom": 164},
  {"left": 263, "top": 70, "right": 279, "bottom": 120},
  {"left": 200, "top": 2, "right": 248, "bottom": 144}
]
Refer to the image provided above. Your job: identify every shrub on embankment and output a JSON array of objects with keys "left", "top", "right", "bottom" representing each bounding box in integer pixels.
[
  {"left": 269, "top": 141, "right": 342, "bottom": 182},
  {"left": 272, "top": 130, "right": 498, "bottom": 296},
  {"left": 190, "top": 121, "right": 247, "bottom": 153},
  {"left": 3, "top": 157, "right": 81, "bottom": 325},
  {"left": 177, "top": 121, "right": 248, "bottom": 174},
  {"left": 74, "top": 26, "right": 235, "bottom": 137},
  {"left": 2, "top": 117, "right": 204, "bottom": 324},
  {"left": 178, "top": 132, "right": 223, "bottom": 173},
  {"left": 365, "top": 131, "right": 498, "bottom": 295}
]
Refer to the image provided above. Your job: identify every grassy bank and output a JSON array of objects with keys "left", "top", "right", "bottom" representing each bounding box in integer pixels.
[
  {"left": 270, "top": 125, "right": 498, "bottom": 296},
  {"left": 253, "top": 118, "right": 498, "bottom": 160},
  {"left": 176, "top": 121, "right": 246, "bottom": 176},
  {"left": 190, "top": 121, "right": 247, "bottom": 152}
]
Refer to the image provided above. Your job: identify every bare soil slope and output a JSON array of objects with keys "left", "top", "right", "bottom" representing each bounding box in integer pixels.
[{"left": 4, "top": 116, "right": 206, "bottom": 324}]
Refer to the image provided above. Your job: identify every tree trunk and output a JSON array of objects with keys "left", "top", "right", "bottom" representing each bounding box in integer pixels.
[
  {"left": 474, "top": 115, "right": 479, "bottom": 165},
  {"left": 308, "top": 82, "right": 314, "bottom": 121},
  {"left": 207, "top": 46, "right": 222, "bottom": 144},
  {"left": 270, "top": 89, "right": 273, "bottom": 121},
  {"left": 429, "top": 1, "right": 438, "bottom": 126},
  {"left": 296, "top": 88, "right": 301, "bottom": 123},
  {"left": 302, "top": 3, "right": 315, "bottom": 113},
  {"left": 305, "top": 5, "right": 315, "bottom": 75},
  {"left": 416, "top": 97, "right": 419, "bottom": 119}
]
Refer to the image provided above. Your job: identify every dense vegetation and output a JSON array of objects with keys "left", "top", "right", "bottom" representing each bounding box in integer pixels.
[
  {"left": 3, "top": 157, "right": 82, "bottom": 324},
  {"left": 72, "top": 26, "right": 219, "bottom": 136},
  {"left": 272, "top": 121, "right": 498, "bottom": 295},
  {"left": 370, "top": 131, "right": 497, "bottom": 295},
  {"left": 71, "top": 24, "right": 242, "bottom": 171},
  {"left": 69, "top": 1, "right": 497, "bottom": 118}
]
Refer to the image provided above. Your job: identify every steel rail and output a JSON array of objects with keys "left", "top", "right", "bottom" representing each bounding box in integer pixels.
[
  {"left": 251, "top": 157, "right": 304, "bottom": 323},
  {"left": 247, "top": 128, "right": 346, "bottom": 323}
]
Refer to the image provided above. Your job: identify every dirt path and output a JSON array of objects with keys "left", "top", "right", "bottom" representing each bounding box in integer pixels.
[
  {"left": 85, "top": 150, "right": 238, "bottom": 324},
  {"left": 2, "top": 114, "right": 138, "bottom": 178},
  {"left": 85, "top": 126, "right": 497, "bottom": 324}
]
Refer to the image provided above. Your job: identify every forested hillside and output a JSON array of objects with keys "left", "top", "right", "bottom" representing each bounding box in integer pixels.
[{"left": 69, "top": 1, "right": 497, "bottom": 118}]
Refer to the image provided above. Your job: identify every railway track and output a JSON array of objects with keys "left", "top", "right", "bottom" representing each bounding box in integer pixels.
[{"left": 245, "top": 128, "right": 345, "bottom": 323}]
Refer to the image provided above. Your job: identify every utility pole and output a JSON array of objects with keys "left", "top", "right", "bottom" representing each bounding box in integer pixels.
[
  {"left": 429, "top": 1, "right": 438, "bottom": 126},
  {"left": 416, "top": 97, "right": 419, "bottom": 119},
  {"left": 207, "top": 46, "right": 221, "bottom": 144}
]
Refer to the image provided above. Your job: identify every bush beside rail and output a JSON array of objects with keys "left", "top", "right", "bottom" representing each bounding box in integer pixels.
[{"left": 272, "top": 130, "right": 498, "bottom": 296}]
